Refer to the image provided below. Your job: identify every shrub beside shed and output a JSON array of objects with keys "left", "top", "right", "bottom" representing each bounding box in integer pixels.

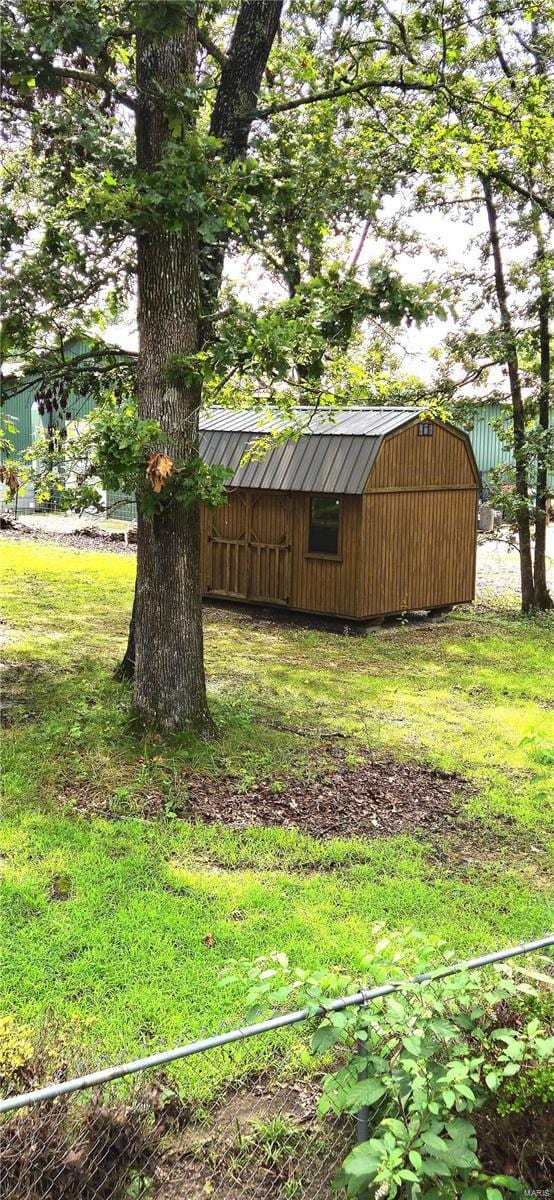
[{"left": 198, "top": 407, "right": 479, "bottom": 620}]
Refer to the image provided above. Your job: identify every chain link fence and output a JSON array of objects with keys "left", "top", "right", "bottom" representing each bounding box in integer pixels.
[
  {"left": 1, "top": 937, "right": 553, "bottom": 1200},
  {"left": 1, "top": 483, "right": 136, "bottom": 523},
  {"left": 1, "top": 1065, "right": 350, "bottom": 1199},
  {"left": 1, "top": 1036, "right": 356, "bottom": 1200}
]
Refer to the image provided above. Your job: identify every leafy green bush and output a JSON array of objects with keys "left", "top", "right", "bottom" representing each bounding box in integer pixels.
[
  {"left": 223, "top": 930, "right": 553, "bottom": 1198},
  {"left": 18, "top": 398, "right": 232, "bottom": 516},
  {"left": 497, "top": 1061, "right": 554, "bottom": 1116}
]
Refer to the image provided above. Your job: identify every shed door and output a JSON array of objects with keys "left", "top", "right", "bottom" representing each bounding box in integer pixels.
[
  {"left": 248, "top": 494, "right": 291, "bottom": 605},
  {"left": 207, "top": 492, "right": 291, "bottom": 605},
  {"left": 208, "top": 491, "right": 248, "bottom": 597}
]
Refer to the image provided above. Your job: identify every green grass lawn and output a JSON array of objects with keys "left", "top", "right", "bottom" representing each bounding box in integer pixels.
[{"left": 1, "top": 539, "right": 553, "bottom": 1091}]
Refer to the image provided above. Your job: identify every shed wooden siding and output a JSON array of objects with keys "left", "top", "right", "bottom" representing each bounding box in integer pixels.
[
  {"left": 359, "top": 488, "right": 477, "bottom": 617},
  {"left": 201, "top": 488, "right": 363, "bottom": 618},
  {"left": 200, "top": 416, "right": 479, "bottom": 620},
  {"left": 290, "top": 493, "right": 361, "bottom": 617},
  {"left": 358, "top": 423, "right": 478, "bottom": 616},
  {"left": 368, "top": 421, "right": 478, "bottom": 491}
]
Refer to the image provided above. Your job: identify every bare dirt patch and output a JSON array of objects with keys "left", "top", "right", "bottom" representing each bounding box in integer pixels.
[
  {"left": 161, "top": 753, "right": 548, "bottom": 877},
  {"left": 59, "top": 745, "right": 547, "bottom": 877},
  {"left": 0, "top": 1074, "right": 349, "bottom": 1200},
  {"left": 155, "top": 1078, "right": 349, "bottom": 1200},
  {"left": 475, "top": 1104, "right": 554, "bottom": 1193},
  {"left": 65, "top": 746, "right": 472, "bottom": 841}
]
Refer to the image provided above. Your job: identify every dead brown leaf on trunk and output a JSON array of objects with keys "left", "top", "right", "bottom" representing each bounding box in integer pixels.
[{"left": 146, "top": 453, "right": 174, "bottom": 493}]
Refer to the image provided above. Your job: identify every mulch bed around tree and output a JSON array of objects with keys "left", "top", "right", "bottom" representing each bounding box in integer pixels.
[{"left": 176, "top": 751, "right": 470, "bottom": 841}]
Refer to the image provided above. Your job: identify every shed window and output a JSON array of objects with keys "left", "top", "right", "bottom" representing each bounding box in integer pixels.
[
  {"left": 418, "top": 422, "right": 434, "bottom": 437},
  {"left": 308, "top": 496, "right": 340, "bottom": 555}
]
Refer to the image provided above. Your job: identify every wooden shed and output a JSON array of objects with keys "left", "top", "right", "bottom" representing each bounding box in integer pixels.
[{"left": 198, "top": 407, "right": 479, "bottom": 621}]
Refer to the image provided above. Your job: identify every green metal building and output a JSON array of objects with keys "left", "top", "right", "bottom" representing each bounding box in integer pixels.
[
  {"left": 1, "top": 338, "right": 137, "bottom": 519},
  {"left": 467, "top": 402, "right": 554, "bottom": 496}
]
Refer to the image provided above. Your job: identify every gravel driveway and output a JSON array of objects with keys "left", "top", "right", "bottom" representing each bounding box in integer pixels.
[{"left": 476, "top": 526, "right": 554, "bottom": 605}]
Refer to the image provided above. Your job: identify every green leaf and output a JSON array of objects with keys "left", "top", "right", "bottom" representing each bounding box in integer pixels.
[
  {"left": 421, "top": 1133, "right": 449, "bottom": 1156},
  {"left": 311, "top": 1023, "right": 342, "bottom": 1054},
  {"left": 421, "top": 1158, "right": 452, "bottom": 1178},
  {"left": 444, "top": 1118, "right": 475, "bottom": 1146},
  {"left": 455, "top": 1083, "right": 476, "bottom": 1100},
  {"left": 403, "top": 1035, "right": 423, "bottom": 1056},
  {"left": 491, "top": 1176, "right": 524, "bottom": 1193},
  {"left": 342, "top": 1141, "right": 381, "bottom": 1178},
  {"left": 351, "top": 1078, "right": 388, "bottom": 1107},
  {"left": 430, "top": 1018, "right": 458, "bottom": 1039},
  {"left": 446, "top": 1146, "right": 480, "bottom": 1169},
  {"left": 446, "top": 1062, "right": 469, "bottom": 1082}
]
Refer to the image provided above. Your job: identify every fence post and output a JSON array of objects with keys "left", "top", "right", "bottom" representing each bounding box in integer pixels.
[{"left": 356, "top": 1036, "right": 370, "bottom": 1200}]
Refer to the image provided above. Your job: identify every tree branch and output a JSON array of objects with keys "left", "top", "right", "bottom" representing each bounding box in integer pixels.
[
  {"left": 39, "top": 61, "right": 136, "bottom": 110},
  {"left": 198, "top": 25, "right": 227, "bottom": 68},
  {"left": 490, "top": 169, "right": 554, "bottom": 219},
  {"left": 255, "top": 73, "right": 523, "bottom": 123},
  {"left": 2, "top": 347, "right": 137, "bottom": 400},
  {"left": 350, "top": 218, "right": 371, "bottom": 271},
  {"left": 200, "top": 0, "right": 283, "bottom": 321},
  {"left": 254, "top": 76, "right": 436, "bottom": 118}
]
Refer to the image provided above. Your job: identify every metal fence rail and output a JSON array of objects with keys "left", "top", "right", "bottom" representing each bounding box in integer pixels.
[
  {"left": 3, "top": 935, "right": 552, "bottom": 1115},
  {"left": 1, "top": 935, "right": 553, "bottom": 1200}
]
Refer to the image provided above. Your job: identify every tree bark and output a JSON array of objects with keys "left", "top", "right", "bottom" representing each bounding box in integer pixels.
[
  {"left": 118, "top": 2, "right": 282, "bottom": 684},
  {"left": 481, "top": 174, "right": 536, "bottom": 612},
  {"left": 532, "top": 218, "right": 553, "bottom": 609},
  {"left": 201, "top": 0, "right": 283, "bottom": 317},
  {"left": 132, "top": 13, "right": 212, "bottom": 733}
]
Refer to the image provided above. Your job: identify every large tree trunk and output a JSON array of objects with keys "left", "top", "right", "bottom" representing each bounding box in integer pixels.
[
  {"left": 481, "top": 174, "right": 536, "bottom": 612},
  {"left": 132, "top": 14, "right": 212, "bottom": 733},
  {"left": 118, "top": 2, "right": 282, "bottom": 684},
  {"left": 533, "top": 218, "right": 553, "bottom": 609}
]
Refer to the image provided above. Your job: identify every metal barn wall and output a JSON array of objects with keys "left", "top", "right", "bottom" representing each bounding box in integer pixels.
[
  {"left": 467, "top": 403, "right": 554, "bottom": 490},
  {"left": 2, "top": 381, "right": 38, "bottom": 458}
]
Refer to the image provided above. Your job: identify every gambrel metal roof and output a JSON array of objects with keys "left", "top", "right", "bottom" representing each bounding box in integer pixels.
[{"left": 199, "top": 406, "right": 423, "bottom": 494}]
